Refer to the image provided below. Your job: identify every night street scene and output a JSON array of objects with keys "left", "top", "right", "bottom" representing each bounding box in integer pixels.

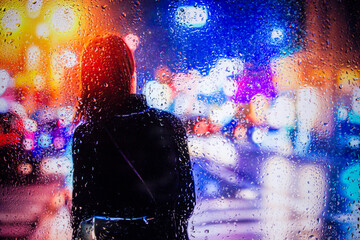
[{"left": 0, "top": 0, "right": 359, "bottom": 239}]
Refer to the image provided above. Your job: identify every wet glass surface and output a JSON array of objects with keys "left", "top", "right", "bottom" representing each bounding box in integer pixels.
[{"left": 0, "top": 0, "right": 359, "bottom": 239}]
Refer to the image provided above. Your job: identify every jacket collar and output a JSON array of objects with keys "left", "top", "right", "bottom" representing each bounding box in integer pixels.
[{"left": 115, "top": 94, "right": 149, "bottom": 117}]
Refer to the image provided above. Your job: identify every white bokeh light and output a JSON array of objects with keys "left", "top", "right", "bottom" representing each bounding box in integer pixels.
[
  {"left": 197, "top": 75, "right": 218, "bottom": 95},
  {"left": 10, "top": 102, "right": 27, "bottom": 119},
  {"left": 258, "top": 129, "right": 293, "bottom": 155},
  {"left": 27, "top": 0, "right": 43, "bottom": 18},
  {"left": 262, "top": 156, "right": 294, "bottom": 192},
  {"left": 60, "top": 50, "right": 77, "bottom": 68},
  {"left": 51, "top": 6, "right": 75, "bottom": 32},
  {"left": 252, "top": 127, "right": 268, "bottom": 144},
  {"left": 209, "top": 102, "right": 237, "bottom": 126},
  {"left": 223, "top": 79, "right": 238, "bottom": 97},
  {"left": 352, "top": 88, "right": 360, "bottom": 115},
  {"left": 173, "top": 71, "right": 200, "bottom": 93},
  {"left": 57, "top": 106, "right": 75, "bottom": 126},
  {"left": 205, "top": 135, "right": 238, "bottom": 168},
  {"left": 296, "top": 164, "right": 326, "bottom": 216},
  {"left": 124, "top": 33, "right": 140, "bottom": 51},
  {"left": 36, "top": 23, "right": 50, "bottom": 38},
  {"left": 271, "top": 28, "right": 284, "bottom": 42},
  {"left": 41, "top": 156, "right": 72, "bottom": 176},
  {"left": 0, "top": 69, "right": 10, "bottom": 96},
  {"left": 297, "top": 87, "right": 319, "bottom": 129},
  {"left": 188, "top": 134, "right": 238, "bottom": 168},
  {"left": 143, "top": 81, "right": 172, "bottom": 110},
  {"left": 267, "top": 96, "right": 296, "bottom": 128},
  {"left": 23, "top": 118, "right": 38, "bottom": 132},
  {"left": 212, "top": 58, "right": 244, "bottom": 78},
  {"left": 52, "top": 50, "right": 77, "bottom": 73},
  {"left": 1, "top": 9, "right": 21, "bottom": 31},
  {"left": 175, "top": 6, "right": 208, "bottom": 28},
  {"left": 337, "top": 106, "right": 348, "bottom": 121},
  {"left": 200, "top": 58, "right": 244, "bottom": 95}
]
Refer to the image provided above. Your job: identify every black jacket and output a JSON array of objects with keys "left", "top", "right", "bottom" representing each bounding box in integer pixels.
[{"left": 72, "top": 95, "right": 195, "bottom": 239}]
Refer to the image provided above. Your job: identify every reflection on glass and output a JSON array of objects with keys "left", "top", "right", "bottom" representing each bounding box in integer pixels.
[{"left": 0, "top": 0, "right": 359, "bottom": 239}]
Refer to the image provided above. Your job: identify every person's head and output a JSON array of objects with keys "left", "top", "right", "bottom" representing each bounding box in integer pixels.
[{"left": 79, "top": 33, "right": 135, "bottom": 122}]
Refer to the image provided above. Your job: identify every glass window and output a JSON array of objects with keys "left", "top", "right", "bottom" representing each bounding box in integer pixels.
[{"left": 0, "top": 0, "right": 359, "bottom": 239}]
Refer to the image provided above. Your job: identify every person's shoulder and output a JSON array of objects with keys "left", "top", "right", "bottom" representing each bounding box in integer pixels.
[
  {"left": 148, "top": 108, "right": 182, "bottom": 123},
  {"left": 146, "top": 108, "right": 187, "bottom": 135},
  {"left": 72, "top": 121, "right": 97, "bottom": 142}
]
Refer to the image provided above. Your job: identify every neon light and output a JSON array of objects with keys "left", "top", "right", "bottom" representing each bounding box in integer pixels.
[
  {"left": 53, "top": 137, "right": 66, "bottom": 149},
  {"left": 193, "top": 120, "right": 210, "bottom": 136},
  {"left": 340, "top": 163, "right": 360, "bottom": 200}
]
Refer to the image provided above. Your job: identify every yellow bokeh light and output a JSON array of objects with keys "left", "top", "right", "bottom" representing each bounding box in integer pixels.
[
  {"left": 271, "top": 55, "right": 301, "bottom": 91},
  {"left": 14, "top": 70, "right": 37, "bottom": 87},
  {"left": 26, "top": 45, "right": 41, "bottom": 70},
  {"left": 0, "top": 2, "right": 28, "bottom": 63},
  {"left": 34, "top": 74, "right": 46, "bottom": 90},
  {"left": 36, "top": 22, "right": 50, "bottom": 38},
  {"left": 249, "top": 94, "right": 270, "bottom": 125},
  {"left": 337, "top": 68, "right": 360, "bottom": 92}
]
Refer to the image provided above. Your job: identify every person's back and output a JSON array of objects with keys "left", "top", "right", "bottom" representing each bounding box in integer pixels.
[{"left": 71, "top": 34, "right": 195, "bottom": 239}]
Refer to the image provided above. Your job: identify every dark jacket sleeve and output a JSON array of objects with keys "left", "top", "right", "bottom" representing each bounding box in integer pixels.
[
  {"left": 168, "top": 114, "right": 196, "bottom": 240},
  {"left": 71, "top": 124, "right": 94, "bottom": 238}
]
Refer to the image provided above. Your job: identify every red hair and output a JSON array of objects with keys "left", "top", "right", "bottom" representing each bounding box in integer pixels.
[{"left": 79, "top": 34, "right": 135, "bottom": 121}]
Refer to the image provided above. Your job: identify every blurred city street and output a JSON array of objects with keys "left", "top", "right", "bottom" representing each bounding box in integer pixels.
[{"left": 1, "top": 0, "right": 360, "bottom": 239}]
